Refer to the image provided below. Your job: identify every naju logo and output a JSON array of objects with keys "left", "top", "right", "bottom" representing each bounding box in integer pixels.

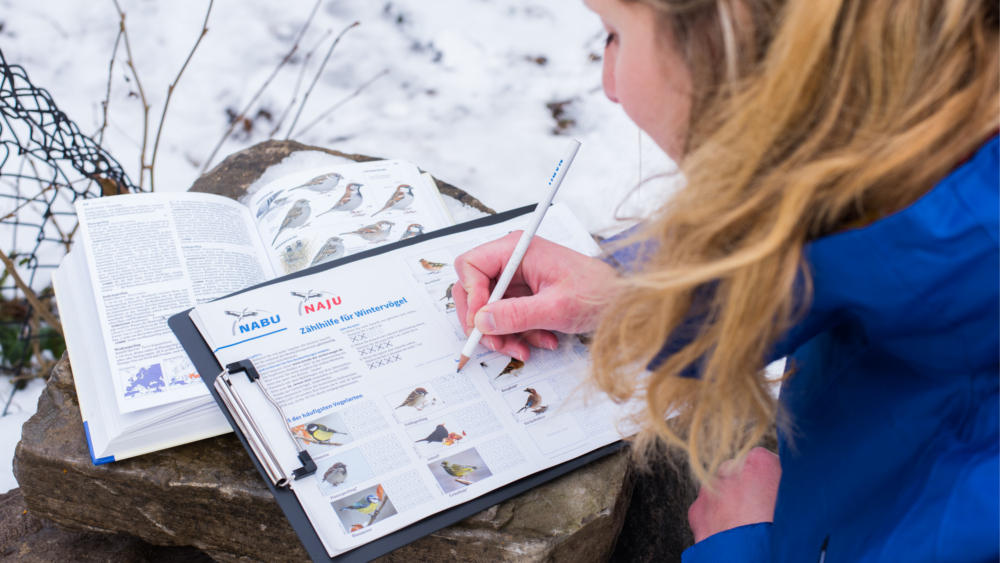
[
  {"left": 223, "top": 308, "right": 281, "bottom": 336},
  {"left": 291, "top": 289, "right": 342, "bottom": 316}
]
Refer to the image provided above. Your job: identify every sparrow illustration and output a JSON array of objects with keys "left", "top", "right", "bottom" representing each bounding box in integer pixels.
[
  {"left": 341, "top": 221, "right": 394, "bottom": 244},
  {"left": 279, "top": 239, "right": 309, "bottom": 273},
  {"left": 323, "top": 462, "right": 348, "bottom": 487},
  {"left": 415, "top": 424, "right": 450, "bottom": 444},
  {"left": 318, "top": 183, "right": 365, "bottom": 217},
  {"left": 310, "top": 237, "right": 346, "bottom": 267},
  {"left": 396, "top": 387, "right": 429, "bottom": 410},
  {"left": 440, "top": 461, "right": 478, "bottom": 478},
  {"left": 372, "top": 184, "right": 415, "bottom": 216},
  {"left": 339, "top": 494, "right": 380, "bottom": 514},
  {"left": 399, "top": 223, "right": 425, "bottom": 241},
  {"left": 290, "top": 172, "right": 344, "bottom": 194},
  {"left": 419, "top": 258, "right": 448, "bottom": 273},
  {"left": 440, "top": 283, "right": 454, "bottom": 302},
  {"left": 494, "top": 358, "right": 525, "bottom": 379},
  {"left": 272, "top": 199, "right": 311, "bottom": 245},
  {"left": 517, "top": 388, "right": 542, "bottom": 414},
  {"left": 306, "top": 423, "right": 347, "bottom": 443},
  {"left": 256, "top": 189, "right": 285, "bottom": 219}
]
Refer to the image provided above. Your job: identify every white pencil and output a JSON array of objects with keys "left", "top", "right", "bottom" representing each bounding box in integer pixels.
[{"left": 457, "top": 139, "right": 582, "bottom": 371}]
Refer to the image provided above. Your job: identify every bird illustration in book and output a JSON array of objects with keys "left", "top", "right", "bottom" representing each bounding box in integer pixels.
[
  {"left": 441, "top": 461, "right": 478, "bottom": 478},
  {"left": 290, "top": 172, "right": 344, "bottom": 194},
  {"left": 420, "top": 258, "right": 448, "bottom": 273},
  {"left": 341, "top": 221, "right": 394, "bottom": 243},
  {"left": 310, "top": 236, "right": 346, "bottom": 267},
  {"left": 279, "top": 239, "right": 310, "bottom": 273},
  {"left": 372, "top": 184, "right": 415, "bottom": 216},
  {"left": 339, "top": 494, "right": 380, "bottom": 514},
  {"left": 307, "top": 423, "right": 347, "bottom": 444},
  {"left": 256, "top": 189, "right": 284, "bottom": 219},
  {"left": 396, "top": 387, "right": 429, "bottom": 410},
  {"left": 416, "top": 424, "right": 450, "bottom": 444},
  {"left": 318, "top": 183, "right": 365, "bottom": 217},
  {"left": 323, "top": 462, "right": 348, "bottom": 487},
  {"left": 494, "top": 358, "right": 525, "bottom": 379},
  {"left": 399, "top": 223, "right": 424, "bottom": 241},
  {"left": 517, "top": 388, "right": 542, "bottom": 414},
  {"left": 272, "top": 199, "right": 311, "bottom": 245}
]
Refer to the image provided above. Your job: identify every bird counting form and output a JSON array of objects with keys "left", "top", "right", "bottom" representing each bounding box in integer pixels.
[{"left": 456, "top": 139, "right": 582, "bottom": 372}]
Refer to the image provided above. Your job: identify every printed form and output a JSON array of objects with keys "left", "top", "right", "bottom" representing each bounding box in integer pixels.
[{"left": 189, "top": 203, "right": 625, "bottom": 557}]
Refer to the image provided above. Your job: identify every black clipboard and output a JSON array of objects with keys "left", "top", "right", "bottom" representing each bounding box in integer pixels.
[{"left": 169, "top": 205, "right": 626, "bottom": 563}]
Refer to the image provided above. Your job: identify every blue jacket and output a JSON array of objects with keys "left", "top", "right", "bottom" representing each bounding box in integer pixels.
[{"left": 607, "top": 136, "right": 999, "bottom": 562}]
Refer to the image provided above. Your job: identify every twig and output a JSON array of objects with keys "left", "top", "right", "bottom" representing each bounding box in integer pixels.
[
  {"left": 285, "top": 21, "right": 360, "bottom": 140},
  {"left": 269, "top": 29, "right": 332, "bottom": 139},
  {"left": 366, "top": 493, "right": 390, "bottom": 527},
  {"left": 113, "top": 0, "right": 151, "bottom": 191},
  {"left": 149, "top": 0, "right": 213, "bottom": 192},
  {"left": 294, "top": 69, "right": 388, "bottom": 138},
  {"left": 0, "top": 250, "right": 62, "bottom": 336},
  {"left": 96, "top": 27, "right": 123, "bottom": 145},
  {"left": 200, "top": 0, "right": 322, "bottom": 174}
]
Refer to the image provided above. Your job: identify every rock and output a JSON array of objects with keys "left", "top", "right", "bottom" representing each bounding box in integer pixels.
[{"left": 14, "top": 141, "right": 638, "bottom": 563}]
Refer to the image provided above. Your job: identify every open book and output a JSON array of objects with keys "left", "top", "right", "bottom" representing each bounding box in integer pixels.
[
  {"left": 179, "top": 203, "right": 625, "bottom": 559},
  {"left": 53, "top": 160, "right": 454, "bottom": 463}
]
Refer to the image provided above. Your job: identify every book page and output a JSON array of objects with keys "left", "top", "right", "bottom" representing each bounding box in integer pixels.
[
  {"left": 76, "top": 192, "right": 276, "bottom": 414},
  {"left": 190, "top": 204, "right": 624, "bottom": 556},
  {"left": 246, "top": 161, "right": 453, "bottom": 277}
]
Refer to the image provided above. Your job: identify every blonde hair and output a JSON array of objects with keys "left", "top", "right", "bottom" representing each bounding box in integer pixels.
[{"left": 592, "top": 0, "right": 999, "bottom": 484}]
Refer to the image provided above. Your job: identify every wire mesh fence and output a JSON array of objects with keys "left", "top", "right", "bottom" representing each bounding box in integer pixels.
[{"left": 0, "top": 46, "right": 142, "bottom": 414}]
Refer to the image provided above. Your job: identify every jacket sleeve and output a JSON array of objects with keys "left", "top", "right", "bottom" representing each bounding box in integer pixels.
[{"left": 681, "top": 523, "right": 773, "bottom": 563}]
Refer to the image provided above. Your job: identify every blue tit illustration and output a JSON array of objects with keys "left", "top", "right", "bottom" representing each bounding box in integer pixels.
[{"left": 339, "top": 494, "right": 380, "bottom": 514}]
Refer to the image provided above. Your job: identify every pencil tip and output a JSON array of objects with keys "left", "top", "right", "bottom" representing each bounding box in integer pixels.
[{"left": 456, "top": 355, "right": 470, "bottom": 372}]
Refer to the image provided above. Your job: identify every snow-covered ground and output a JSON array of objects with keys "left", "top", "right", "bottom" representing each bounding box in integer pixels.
[{"left": 0, "top": 0, "right": 682, "bottom": 494}]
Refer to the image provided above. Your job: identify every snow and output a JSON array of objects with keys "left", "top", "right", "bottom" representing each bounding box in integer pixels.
[
  {"left": 0, "top": 377, "right": 46, "bottom": 494},
  {"left": 0, "top": 0, "right": 683, "bottom": 492}
]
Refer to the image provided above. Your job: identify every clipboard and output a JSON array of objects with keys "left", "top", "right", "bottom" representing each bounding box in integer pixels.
[{"left": 169, "top": 205, "right": 626, "bottom": 563}]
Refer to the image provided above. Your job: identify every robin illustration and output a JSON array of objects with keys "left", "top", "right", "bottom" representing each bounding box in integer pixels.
[
  {"left": 339, "top": 494, "right": 379, "bottom": 514},
  {"left": 372, "top": 184, "right": 415, "bottom": 216},
  {"left": 290, "top": 172, "right": 344, "bottom": 194},
  {"left": 441, "top": 461, "right": 478, "bottom": 478},
  {"left": 323, "top": 462, "right": 348, "bottom": 487},
  {"left": 415, "top": 424, "right": 450, "bottom": 444},
  {"left": 310, "top": 237, "right": 345, "bottom": 267},
  {"left": 272, "top": 199, "right": 311, "bottom": 245},
  {"left": 517, "top": 388, "right": 542, "bottom": 414},
  {"left": 399, "top": 223, "right": 425, "bottom": 241},
  {"left": 419, "top": 258, "right": 448, "bottom": 273},
  {"left": 494, "top": 358, "right": 525, "bottom": 379},
  {"left": 318, "top": 183, "right": 365, "bottom": 217},
  {"left": 341, "top": 221, "right": 394, "bottom": 243},
  {"left": 306, "top": 423, "right": 347, "bottom": 443},
  {"left": 396, "top": 388, "right": 429, "bottom": 410}
]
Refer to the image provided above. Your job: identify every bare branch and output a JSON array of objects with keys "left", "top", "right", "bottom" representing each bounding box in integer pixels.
[
  {"left": 149, "top": 0, "right": 213, "bottom": 192},
  {"left": 200, "top": 0, "right": 323, "bottom": 175},
  {"left": 96, "top": 27, "right": 123, "bottom": 145},
  {"left": 0, "top": 250, "right": 62, "bottom": 336},
  {"left": 286, "top": 21, "right": 360, "bottom": 140},
  {"left": 113, "top": 0, "right": 151, "bottom": 191},
  {"left": 269, "top": 28, "right": 332, "bottom": 139},
  {"left": 294, "top": 69, "right": 389, "bottom": 138}
]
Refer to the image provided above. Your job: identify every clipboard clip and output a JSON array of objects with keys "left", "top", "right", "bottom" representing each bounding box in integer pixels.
[{"left": 224, "top": 360, "right": 318, "bottom": 482}]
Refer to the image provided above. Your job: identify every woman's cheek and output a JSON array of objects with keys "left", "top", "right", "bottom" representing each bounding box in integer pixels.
[{"left": 602, "top": 45, "right": 619, "bottom": 103}]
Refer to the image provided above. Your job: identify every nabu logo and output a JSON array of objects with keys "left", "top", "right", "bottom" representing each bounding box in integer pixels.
[
  {"left": 224, "top": 308, "right": 281, "bottom": 336},
  {"left": 291, "top": 289, "right": 342, "bottom": 316}
]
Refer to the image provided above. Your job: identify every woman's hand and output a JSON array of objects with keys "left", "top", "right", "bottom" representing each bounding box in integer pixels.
[
  {"left": 687, "top": 447, "right": 782, "bottom": 543},
  {"left": 453, "top": 232, "right": 620, "bottom": 361}
]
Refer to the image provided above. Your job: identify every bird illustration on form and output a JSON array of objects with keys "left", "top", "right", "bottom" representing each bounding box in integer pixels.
[
  {"left": 340, "top": 221, "right": 394, "bottom": 243},
  {"left": 290, "top": 172, "right": 344, "bottom": 194},
  {"left": 323, "top": 462, "right": 348, "bottom": 487},
  {"left": 399, "top": 223, "right": 425, "bottom": 241},
  {"left": 494, "top": 358, "right": 525, "bottom": 379},
  {"left": 310, "top": 237, "right": 346, "bottom": 267},
  {"left": 440, "top": 461, "right": 478, "bottom": 478},
  {"left": 279, "top": 239, "right": 310, "bottom": 273},
  {"left": 517, "top": 388, "right": 542, "bottom": 414},
  {"left": 318, "top": 183, "right": 365, "bottom": 217},
  {"left": 372, "top": 184, "right": 415, "bottom": 216},
  {"left": 396, "top": 388, "right": 429, "bottom": 410},
  {"left": 339, "top": 494, "right": 380, "bottom": 514},
  {"left": 256, "top": 190, "right": 285, "bottom": 219},
  {"left": 419, "top": 258, "right": 448, "bottom": 274},
  {"left": 272, "top": 199, "right": 311, "bottom": 245},
  {"left": 440, "top": 283, "right": 454, "bottom": 302},
  {"left": 306, "top": 423, "right": 347, "bottom": 444},
  {"left": 415, "top": 424, "right": 450, "bottom": 444},
  {"left": 531, "top": 406, "right": 549, "bottom": 415}
]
